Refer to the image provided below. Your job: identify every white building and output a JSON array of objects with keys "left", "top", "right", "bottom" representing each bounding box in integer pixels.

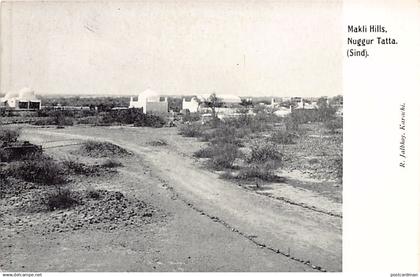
[
  {"left": 129, "top": 89, "right": 168, "bottom": 114},
  {"left": 295, "top": 100, "right": 318, "bottom": 110},
  {"left": 273, "top": 106, "right": 292, "bottom": 117},
  {"left": 182, "top": 97, "right": 200, "bottom": 113},
  {"left": 0, "top": 87, "right": 41, "bottom": 110}
]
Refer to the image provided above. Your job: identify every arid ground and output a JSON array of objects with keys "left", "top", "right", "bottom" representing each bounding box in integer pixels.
[{"left": 1, "top": 125, "right": 341, "bottom": 272}]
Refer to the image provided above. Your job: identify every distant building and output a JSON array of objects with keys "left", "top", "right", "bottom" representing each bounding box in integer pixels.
[
  {"left": 295, "top": 100, "right": 318, "bottom": 110},
  {"left": 274, "top": 107, "right": 292, "bottom": 117},
  {"left": 0, "top": 87, "right": 41, "bottom": 110},
  {"left": 181, "top": 93, "right": 242, "bottom": 113},
  {"left": 182, "top": 97, "right": 200, "bottom": 113},
  {"left": 129, "top": 89, "right": 168, "bottom": 114},
  {"left": 271, "top": 98, "right": 281, "bottom": 108}
]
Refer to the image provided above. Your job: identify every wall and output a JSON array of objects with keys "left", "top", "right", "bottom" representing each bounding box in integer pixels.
[
  {"left": 182, "top": 98, "right": 199, "bottom": 112},
  {"left": 145, "top": 101, "right": 168, "bottom": 114}
]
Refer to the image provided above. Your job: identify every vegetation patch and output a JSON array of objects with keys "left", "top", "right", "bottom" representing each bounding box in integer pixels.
[
  {"left": 101, "top": 158, "right": 123, "bottom": 168},
  {"left": 101, "top": 109, "right": 166, "bottom": 128},
  {"left": 181, "top": 112, "right": 201, "bottom": 123},
  {"left": 61, "top": 158, "right": 103, "bottom": 175},
  {"left": 234, "top": 166, "right": 284, "bottom": 182},
  {"left": 46, "top": 188, "right": 78, "bottom": 211},
  {"left": 0, "top": 127, "right": 20, "bottom": 143},
  {"left": 195, "top": 143, "right": 242, "bottom": 170},
  {"left": 205, "top": 126, "right": 244, "bottom": 147},
  {"left": 270, "top": 130, "right": 296, "bottom": 145},
  {"left": 31, "top": 111, "right": 74, "bottom": 126},
  {"left": 78, "top": 141, "right": 130, "bottom": 158},
  {"left": 324, "top": 118, "right": 343, "bottom": 134},
  {"left": 133, "top": 114, "right": 166, "bottom": 128},
  {"left": 147, "top": 139, "right": 168, "bottom": 146},
  {"left": 178, "top": 123, "right": 204, "bottom": 137},
  {"left": 248, "top": 142, "right": 283, "bottom": 165},
  {"left": 8, "top": 154, "right": 66, "bottom": 185}
]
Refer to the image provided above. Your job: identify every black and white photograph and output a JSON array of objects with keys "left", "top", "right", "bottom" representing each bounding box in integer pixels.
[{"left": 0, "top": 0, "right": 344, "bottom": 273}]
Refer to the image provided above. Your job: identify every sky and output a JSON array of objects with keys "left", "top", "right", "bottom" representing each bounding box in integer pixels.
[{"left": 0, "top": 0, "right": 342, "bottom": 97}]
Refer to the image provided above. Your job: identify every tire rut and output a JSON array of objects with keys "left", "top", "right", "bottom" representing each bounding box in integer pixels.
[{"left": 155, "top": 176, "right": 327, "bottom": 272}]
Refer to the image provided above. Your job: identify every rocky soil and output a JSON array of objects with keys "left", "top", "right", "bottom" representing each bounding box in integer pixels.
[{"left": 1, "top": 183, "right": 163, "bottom": 232}]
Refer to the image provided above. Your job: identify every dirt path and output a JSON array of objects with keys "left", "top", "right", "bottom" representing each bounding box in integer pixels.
[{"left": 20, "top": 126, "right": 342, "bottom": 271}]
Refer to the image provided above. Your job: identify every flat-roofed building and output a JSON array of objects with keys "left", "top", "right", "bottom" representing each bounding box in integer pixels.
[{"left": 129, "top": 89, "right": 168, "bottom": 114}]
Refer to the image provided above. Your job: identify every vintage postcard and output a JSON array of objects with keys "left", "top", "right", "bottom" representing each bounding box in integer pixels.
[{"left": 0, "top": 0, "right": 418, "bottom": 275}]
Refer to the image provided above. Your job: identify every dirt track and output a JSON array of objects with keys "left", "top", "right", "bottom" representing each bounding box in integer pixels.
[{"left": 12, "top": 125, "right": 341, "bottom": 272}]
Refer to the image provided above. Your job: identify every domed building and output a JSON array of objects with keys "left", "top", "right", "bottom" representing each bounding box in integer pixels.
[{"left": 0, "top": 87, "right": 41, "bottom": 110}]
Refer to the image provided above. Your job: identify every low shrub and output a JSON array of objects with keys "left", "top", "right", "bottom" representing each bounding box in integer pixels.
[
  {"left": 56, "top": 115, "right": 74, "bottom": 126},
  {"left": 196, "top": 143, "right": 241, "bottom": 170},
  {"left": 62, "top": 158, "right": 99, "bottom": 175},
  {"left": 248, "top": 142, "right": 283, "bottom": 165},
  {"left": 86, "top": 185, "right": 101, "bottom": 199},
  {"left": 236, "top": 165, "right": 282, "bottom": 182},
  {"left": 178, "top": 123, "right": 203, "bottom": 137},
  {"left": 194, "top": 146, "right": 214, "bottom": 158},
  {"left": 31, "top": 115, "right": 73, "bottom": 126},
  {"left": 148, "top": 139, "right": 168, "bottom": 146},
  {"left": 285, "top": 116, "right": 299, "bottom": 131},
  {"left": 133, "top": 114, "right": 166, "bottom": 128},
  {"left": 79, "top": 141, "right": 130, "bottom": 158},
  {"left": 46, "top": 188, "right": 78, "bottom": 210},
  {"left": 101, "top": 109, "right": 141, "bottom": 124},
  {"left": 222, "top": 116, "right": 252, "bottom": 129},
  {"left": 37, "top": 109, "right": 76, "bottom": 118},
  {"left": 206, "top": 126, "right": 243, "bottom": 146},
  {"left": 76, "top": 116, "right": 101, "bottom": 125},
  {"left": 317, "top": 103, "right": 338, "bottom": 122},
  {"left": 0, "top": 145, "right": 43, "bottom": 162},
  {"left": 308, "top": 158, "right": 319, "bottom": 164},
  {"left": 289, "top": 109, "right": 318, "bottom": 124},
  {"left": 270, "top": 130, "right": 296, "bottom": 145},
  {"left": 10, "top": 154, "right": 66, "bottom": 185},
  {"left": 31, "top": 117, "right": 57, "bottom": 126},
  {"left": 210, "top": 147, "right": 240, "bottom": 170},
  {"left": 0, "top": 127, "right": 20, "bottom": 143},
  {"left": 220, "top": 114, "right": 272, "bottom": 134},
  {"left": 325, "top": 118, "right": 343, "bottom": 134},
  {"left": 101, "top": 159, "right": 122, "bottom": 168},
  {"left": 182, "top": 112, "right": 201, "bottom": 122},
  {"left": 101, "top": 109, "right": 166, "bottom": 127}
]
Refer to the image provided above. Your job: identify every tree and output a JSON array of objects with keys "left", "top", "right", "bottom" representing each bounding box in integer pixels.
[
  {"left": 317, "top": 97, "right": 337, "bottom": 122},
  {"left": 205, "top": 93, "right": 221, "bottom": 122},
  {"left": 168, "top": 97, "right": 182, "bottom": 112},
  {"left": 329, "top": 95, "right": 343, "bottom": 106},
  {"left": 240, "top": 98, "right": 253, "bottom": 107}
]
